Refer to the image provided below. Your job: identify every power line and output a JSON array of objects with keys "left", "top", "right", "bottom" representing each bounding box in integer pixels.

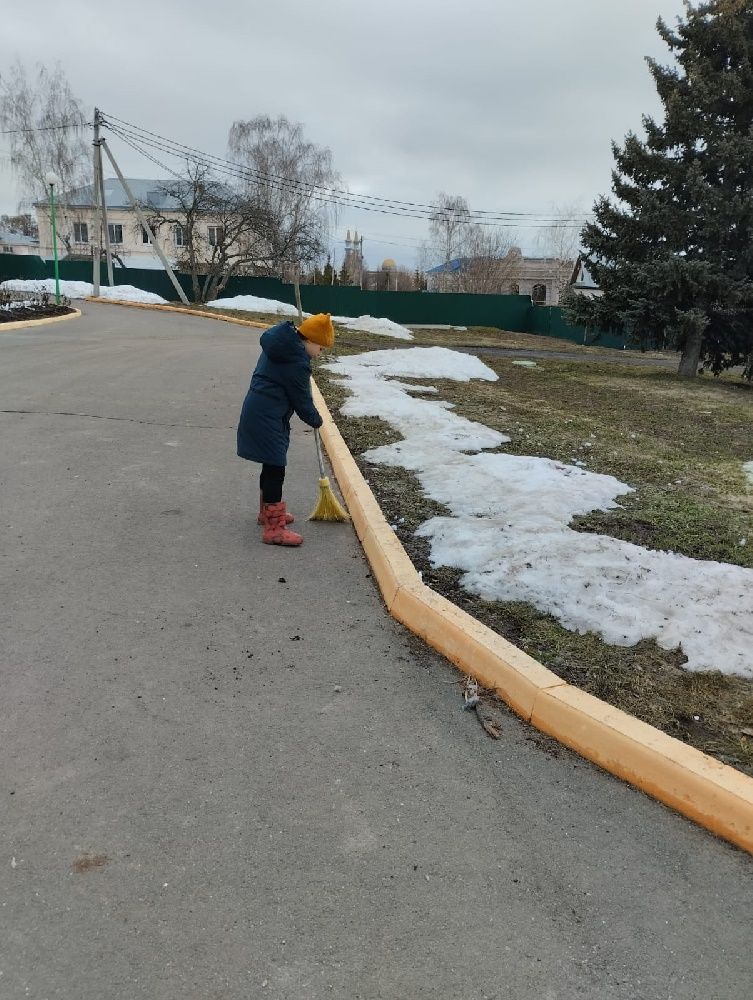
[
  {"left": 107, "top": 124, "right": 457, "bottom": 226},
  {"left": 0, "top": 120, "right": 91, "bottom": 135},
  {"left": 101, "top": 110, "right": 589, "bottom": 228},
  {"left": 107, "top": 123, "right": 586, "bottom": 231},
  {"left": 106, "top": 122, "right": 459, "bottom": 225}
]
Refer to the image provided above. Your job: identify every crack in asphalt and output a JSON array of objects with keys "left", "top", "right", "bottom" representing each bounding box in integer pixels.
[{"left": 0, "top": 409, "right": 229, "bottom": 429}]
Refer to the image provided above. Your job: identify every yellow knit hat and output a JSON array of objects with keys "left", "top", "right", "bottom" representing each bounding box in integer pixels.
[{"left": 298, "top": 313, "right": 335, "bottom": 348}]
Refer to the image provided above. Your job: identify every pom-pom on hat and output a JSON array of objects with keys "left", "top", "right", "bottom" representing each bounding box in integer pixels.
[{"left": 298, "top": 313, "right": 335, "bottom": 348}]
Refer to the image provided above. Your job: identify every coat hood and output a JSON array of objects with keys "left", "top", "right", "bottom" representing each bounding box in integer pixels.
[{"left": 260, "top": 321, "right": 307, "bottom": 365}]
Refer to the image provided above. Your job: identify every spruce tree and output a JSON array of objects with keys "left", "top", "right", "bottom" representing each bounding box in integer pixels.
[
  {"left": 565, "top": 0, "right": 753, "bottom": 380},
  {"left": 321, "top": 257, "right": 335, "bottom": 286}
]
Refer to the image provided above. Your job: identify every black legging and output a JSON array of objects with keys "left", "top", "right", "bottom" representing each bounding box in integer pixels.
[{"left": 259, "top": 463, "right": 286, "bottom": 504}]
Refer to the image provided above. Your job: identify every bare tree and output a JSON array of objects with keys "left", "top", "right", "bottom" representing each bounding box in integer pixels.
[
  {"left": 535, "top": 201, "right": 585, "bottom": 294},
  {"left": 425, "top": 195, "right": 521, "bottom": 294},
  {"left": 458, "top": 227, "right": 520, "bottom": 294},
  {"left": 427, "top": 192, "right": 472, "bottom": 289},
  {"left": 147, "top": 161, "right": 277, "bottom": 303},
  {"left": 0, "top": 212, "right": 37, "bottom": 237},
  {"left": 227, "top": 115, "right": 339, "bottom": 277},
  {"left": 0, "top": 61, "right": 89, "bottom": 244},
  {"left": 148, "top": 156, "right": 340, "bottom": 303}
]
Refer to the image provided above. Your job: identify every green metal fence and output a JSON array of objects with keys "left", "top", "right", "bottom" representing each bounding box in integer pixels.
[
  {"left": 527, "top": 305, "right": 627, "bottom": 350},
  {"left": 0, "top": 253, "right": 626, "bottom": 349}
]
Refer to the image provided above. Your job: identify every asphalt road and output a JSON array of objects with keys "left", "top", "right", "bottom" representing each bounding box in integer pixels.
[{"left": 1, "top": 302, "right": 751, "bottom": 1000}]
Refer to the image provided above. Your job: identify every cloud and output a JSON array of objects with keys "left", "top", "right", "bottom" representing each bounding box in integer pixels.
[{"left": 0, "top": 0, "right": 687, "bottom": 265}]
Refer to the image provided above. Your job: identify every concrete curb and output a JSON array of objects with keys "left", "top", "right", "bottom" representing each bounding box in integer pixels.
[
  {"left": 0, "top": 308, "right": 82, "bottom": 332},
  {"left": 81, "top": 297, "right": 753, "bottom": 854},
  {"left": 86, "top": 297, "right": 267, "bottom": 330},
  {"left": 310, "top": 380, "right": 753, "bottom": 855}
]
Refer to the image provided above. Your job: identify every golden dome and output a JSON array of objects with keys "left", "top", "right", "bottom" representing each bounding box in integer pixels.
[{"left": 382, "top": 258, "right": 397, "bottom": 270}]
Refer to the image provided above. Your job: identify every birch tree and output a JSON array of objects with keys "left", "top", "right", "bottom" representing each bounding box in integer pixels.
[{"left": 0, "top": 62, "right": 89, "bottom": 249}]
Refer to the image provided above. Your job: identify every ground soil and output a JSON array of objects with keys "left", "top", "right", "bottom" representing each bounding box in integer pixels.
[{"left": 0, "top": 303, "right": 75, "bottom": 323}]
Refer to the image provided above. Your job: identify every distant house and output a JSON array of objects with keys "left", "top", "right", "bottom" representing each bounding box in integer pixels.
[
  {"left": 514, "top": 256, "right": 569, "bottom": 305},
  {"left": 426, "top": 257, "right": 466, "bottom": 292},
  {"left": 568, "top": 256, "right": 602, "bottom": 298},
  {"left": 33, "top": 177, "right": 233, "bottom": 269},
  {"left": 0, "top": 227, "right": 40, "bottom": 257},
  {"left": 426, "top": 251, "right": 571, "bottom": 305}
]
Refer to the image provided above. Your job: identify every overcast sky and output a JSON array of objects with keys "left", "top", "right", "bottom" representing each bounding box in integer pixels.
[{"left": 1, "top": 0, "right": 687, "bottom": 269}]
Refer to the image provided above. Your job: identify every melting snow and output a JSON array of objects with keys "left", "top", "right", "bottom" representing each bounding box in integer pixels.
[
  {"left": 207, "top": 295, "right": 413, "bottom": 339},
  {"left": 1, "top": 278, "right": 167, "bottom": 304},
  {"left": 325, "top": 347, "right": 753, "bottom": 677}
]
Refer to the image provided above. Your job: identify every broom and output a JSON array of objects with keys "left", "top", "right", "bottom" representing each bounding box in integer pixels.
[
  {"left": 309, "top": 426, "right": 350, "bottom": 522},
  {"left": 292, "top": 270, "right": 349, "bottom": 523}
]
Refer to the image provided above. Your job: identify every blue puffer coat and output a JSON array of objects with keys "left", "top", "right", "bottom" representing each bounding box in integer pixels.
[{"left": 236, "top": 321, "right": 323, "bottom": 467}]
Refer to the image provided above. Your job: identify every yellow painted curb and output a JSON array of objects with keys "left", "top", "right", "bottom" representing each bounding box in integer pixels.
[
  {"left": 0, "top": 307, "right": 81, "bottom": 331},
  {"left": 391, "top": 582, "right": 564, "bottom": 720},
  {"left": 531, "top": 686, "right": 753, "bottom": 848},
  {"left": 86, "top": 296, "right": 268, "bottom": 330},
  {"left": 311, "top": 375, "right": 753, "bottom": 855},
  {"left": 67, "top": 297, "right": 753, "bottom": 853}
]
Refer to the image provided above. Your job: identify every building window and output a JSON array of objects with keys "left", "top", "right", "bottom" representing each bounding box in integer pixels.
[
  {"left": 174, "top": 225, "right": 186, "bottom": 247},
  {"left": 510, "top": 282, "right": 519, "bottom": 295},
  {"left": 141, "top": 226, "right": 150, "bottom": 244},
  {"left": 532, "top": 283, "right": 547, "bottom": 304},
  {"left": 107, "top": 223, "right": 123, "bottom": 245},
  {"left": 207, "top": 225, "right": 223, "bottom": 247},
  {"left": 73, "top": 222, "right": 89, "bottom": 244}
]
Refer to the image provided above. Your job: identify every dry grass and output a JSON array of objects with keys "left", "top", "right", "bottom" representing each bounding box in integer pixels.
[
  {"left": 196, "top": 303, "right": 673, "bottom": 358},
  {"left": 314, "top": 330, "right": 753, "bottom": 775}
]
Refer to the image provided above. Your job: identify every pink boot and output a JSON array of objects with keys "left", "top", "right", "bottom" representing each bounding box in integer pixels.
[
  {"left": 258, "top": 491, "right": 294, "bottom": 525},
  {"left": 262, "top": 502, "right": 303, "bottom": 547}
]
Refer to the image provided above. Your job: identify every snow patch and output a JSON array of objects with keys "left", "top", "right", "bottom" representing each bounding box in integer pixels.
[
  {"left": 331, "top": 314, "right": 413, "bottom": 340},
  {"left": 207, "top": 294, "right": 301, "bottom": 317},
  {"left": 326, "top": 347, "right": 753, "bottom": 678},
  {"left": 205, "top": 295, "right": 413, "bottom": 339},
  {"left": 328, "top": 346, "right": 497, "bottom": 383},
  {"left": 744, "top": 461, "right": 753, "bottom": 487},
  {"left": 1, "top": 278, "right": 166, "bottom": 304}
]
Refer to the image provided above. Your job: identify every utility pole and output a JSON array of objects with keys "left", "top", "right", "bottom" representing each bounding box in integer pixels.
[
  {"left": 100, "top": 138, "right": 189, "bottom": 305},
  {"left": 94, "top": 110, "right": 114, "bottom": 286},
  {"left": 92, "top": 107, "right": 102, "bottom": 294}
]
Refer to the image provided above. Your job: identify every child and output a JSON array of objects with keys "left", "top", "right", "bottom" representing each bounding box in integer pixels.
[{"left": 237, "top": 312, "right": 335, "bottom": 547}]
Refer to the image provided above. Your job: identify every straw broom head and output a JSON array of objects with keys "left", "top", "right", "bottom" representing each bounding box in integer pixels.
[{"left": 309, "top": 476, "right": 350, "bottom": 522}]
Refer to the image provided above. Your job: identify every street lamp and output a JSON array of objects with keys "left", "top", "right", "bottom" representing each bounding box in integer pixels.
[{"left": 44, "top": 171, "right": 61, "bottom": 305}]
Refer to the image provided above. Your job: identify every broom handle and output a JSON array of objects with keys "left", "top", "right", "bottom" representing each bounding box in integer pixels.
[
  {"left": 314, "top": 427, "right": 326, "bottom": 478},
  {"left": 296, "top": 269, "right": 327, "bottom": 480}
]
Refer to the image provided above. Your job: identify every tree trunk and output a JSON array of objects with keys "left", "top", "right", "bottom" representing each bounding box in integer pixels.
[{"left": 676, "top": 312, "right": 706, "bottom": 378}]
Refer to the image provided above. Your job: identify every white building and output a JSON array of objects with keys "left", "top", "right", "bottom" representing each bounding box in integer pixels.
[
  {"left": 426, "top": 251, "right": 573, "bottom": 304},
  {"left": 34, "top": 177, "right": 227, "bottom": 269},
  {"left": 0, "top": 227, "right": 40, "bottom": 256}
]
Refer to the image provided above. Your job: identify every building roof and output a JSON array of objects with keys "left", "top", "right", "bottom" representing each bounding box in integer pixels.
[
  {"left": 42, "top": 177, "right": 233, "bottom": 211},
  {"left": 0, "top": 227, "right": 38, "bottom": 247},
  {"left": 427, "top": 254, "right": 564, "bottom": 275},
  {"left": 570, "top": 255, "right": 599, "bottom": 289},
  {"left": 426, "top": 258, "right": 466, "bottom": 274},
  {"left": 60, "top": 178, "right": 188, "bottom": 210}
]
